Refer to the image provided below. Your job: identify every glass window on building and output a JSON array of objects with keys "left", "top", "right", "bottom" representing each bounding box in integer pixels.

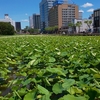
[
  {"left": 99, "top": 10, "right": 100, "bottom": 16},
  {"left": 96, "top": 11, "right": 97, "bottom": 16},
  {"left": 97, "top": 11, "right": 99, "bottom": 16},
  {"left": 72, "top": 6, "right": 75, "bottom": 8},
  {"left": 94, "top": 11, "right": 96, "bottom": 17}
]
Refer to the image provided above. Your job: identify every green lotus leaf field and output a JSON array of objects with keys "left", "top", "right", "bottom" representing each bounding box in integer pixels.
[{"left": 0, "top": 35, "right": 100, "bottom": 100}]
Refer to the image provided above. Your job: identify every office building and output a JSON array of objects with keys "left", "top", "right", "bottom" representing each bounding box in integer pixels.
[
  {"left": 48, "top": 4, "right": 79, "bottom": 29},
  {"left": 15, "top": 22, "right": 21, "bottom": 31},
  {"left": 39, "top": 0, "right": 56, "bottom": 29},
  {"left": 0, "top": 14, "right": 15, "bottom": 30},
  {"left": 93, "top": 8, "right": 100, "bottom": 33},
  {"left": 29, "top": 16, "right": 34, "bottom": 28},
  {"left": 79, "top": 11, "right": 82, "bottom": 20},
  {"left": 33, "top": 14, "right": 40, "bottom": 29},
  {"left": 29, "top": 14, "right": 40, "bottom": 29},
  {"left": 40, "top": 0, "right": 69, "bottom": 29}
]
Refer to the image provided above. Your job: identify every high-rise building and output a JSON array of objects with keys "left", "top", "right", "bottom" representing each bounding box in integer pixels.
[
  {"left": 29, "top": 16, "right": 34, "bottom": 28},
  {"left": 15, "top": 22, "right": 21, "bottom": 31},
  {"left": 39, "top": 0, "right": 56, "bottom": 29},
  {"left": 48, "top": 4, "right": 79, "bottom": 29},
  {"left": 93, "top": 8, "right": 100, "bottom": 33},
  {"left": 79, "top": 11, "right": 82, "bottom": 20},
  {"left": 33, "top": 14, "right": 40, "bottom": 29},
  {"left": 29, "top": 14, "right": 40, "bottom": 29}
]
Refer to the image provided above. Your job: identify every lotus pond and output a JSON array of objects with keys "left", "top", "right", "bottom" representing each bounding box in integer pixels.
[{"left": 0, "top": 35, "right": 100, "bottom": 100}]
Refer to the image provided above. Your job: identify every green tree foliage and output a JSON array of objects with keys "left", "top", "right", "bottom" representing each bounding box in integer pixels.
[
  {"left": 0, "top": 22, "right": 14, "bottom": 35},
  {"left": 33, "top": 29, "right": 39, "bottom": 33},
  {"left": 23, "top": 26, "right": 39, "bottom": 34},
  {"left": 75, "top": 21, "right": 82, "bottom": 33},
  {"left": 68, "top": 23, "right": 75, "bottom": 28},
  {"left": 28, "top": 28, "right": 39, "bottom": 34},
  {"left": 23, "top": 26, "right": 29, "bottom": 33},
  {"left": 68, "top": 23, "right": 76, "bottom": 33},
  {"left": 84, "top": 20, "right": 92, "bottom": 29},
  {"left": 28, "top": 28, "right": 34, "bottom": 34},
  {"left": 45, "top": 27, "right": 52, "bottom": 33},
  {"left": 45, "top": 26, "right": 58, "bottom": 34}
]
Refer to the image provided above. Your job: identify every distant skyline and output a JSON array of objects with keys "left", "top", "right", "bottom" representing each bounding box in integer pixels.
[{"left": 0, "top": 0, "right": 99, "bottom": 29}]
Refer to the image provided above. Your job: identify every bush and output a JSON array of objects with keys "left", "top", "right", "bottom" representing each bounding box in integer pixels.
[{"left": 0, "top": 22, "right": 15, "bottom": 35}]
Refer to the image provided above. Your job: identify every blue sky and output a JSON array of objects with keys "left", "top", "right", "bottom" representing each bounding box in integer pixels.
[{"left": 0, "top": 0, "right": 99, "bottom": 29}]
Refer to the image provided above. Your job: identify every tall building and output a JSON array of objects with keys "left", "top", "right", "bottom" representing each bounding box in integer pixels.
[
  {"left": 15, "top": 22, "right": 21, "bottom": 31},
  {"left": 0, "top": 14, "right": 15, "bottom": 30},
  {"left": 29, "top": 14, "right": 40, "bottom": 29},
  {"left": 33, "top": 14, "right": 40, "bottom": 29},
  {"left": 39, "top": 0, "right": 68, "bottom": 29},
  {"left": 93, "top": 8, "right": 100, "bottom": 33},
  {"left": 29, "top": 16, "right": 34, "bottom": 28},
  {"left": 39, "top": 0, "right": 56, "bottom": 29},
  {"left": 79, "top": 11, "right": 82, "bottom": 20},
  {"left": 48, "top": 4, "right": 79, "bottom": 29}
]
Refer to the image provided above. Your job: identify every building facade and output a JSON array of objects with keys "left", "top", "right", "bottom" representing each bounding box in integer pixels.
[
  {"left": 0, "top": 14, "right": 15, "bottom": 30},
  {"left": 15, "top": 22, "right": 21, "bottom": 31},
  {"left": 79, "top": 11, "right": 82, "bottom": 20},
  {"left": 93, "top": 9, "right": 100, "bottom": 33},
  {"left": 33, "top": 14, "right": 40, "bottom": 29},
  {"left": 39, "top": 0, "right": 56, "bottom": 29},
  {"left": 48, "top": 4, "right": 79, "bottom": 29},
  {"left": 29, "top": 14, "right": 40, "bottom": 29},
  {"left": 74, "top": 19, "right": 93, "bottom": 33},
  {"left": 29, "top": 16, "right": 34, "bottom": 28}
]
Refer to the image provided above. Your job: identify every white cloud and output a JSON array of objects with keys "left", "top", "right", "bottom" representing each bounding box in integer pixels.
[
  {"left": 87, "top": 8, "right": 94, "bottom": 12},
  {"left": 25, "top": 13, "right": 28, "bottom": 16},
  {"left": 21, "top": 19, "right": 29, "bottom": 22},
  {"left": 81, "top": 2, "right": 93, "bottom": 8},
  {"left": 79, "top": 10, "right": 84, "bottom": 13}
]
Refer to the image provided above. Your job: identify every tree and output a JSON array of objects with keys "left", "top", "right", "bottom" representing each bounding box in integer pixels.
[
  {"left": 53, "top": 25, "right": 58, "bottom": 34},
  {"left": 68, "top": 23, "right": 74, "bottom": 27},
  {"left": 24, "top": 26, "right": 29, "bottom": 33},
  {"left": 34, "top": 29, "right": 39, "bottom": 34},
  {"left": 0, "top": 22, "right": 15, "bottom": 35},
  {"left": 45, "top": 26, "right": 58, "bottom": 34},
  {"left": 68, "top": 23, "right": 75, "bottom": 33},
  {"left": 45, "top": 27, "right": 53, "bottom": 34},
  {"left": 28, "top": 28, "right": 34, "bottom": 34},
  {"left": 75, "top": 21, "right": 82, "bottom": 33},
  {"left": 84, "top": 20, "right": 92, "bottom": 29},
  {"left": 45, "top": 27, "right": 51, "bottom": 33}
]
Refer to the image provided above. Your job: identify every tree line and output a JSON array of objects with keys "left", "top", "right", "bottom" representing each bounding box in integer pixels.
[
  {"left": 40, "top": 20, "right": 92, "bottom": 34},
  {"left": 0, "top": 20, "right": 92, "bottom": 35}
]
